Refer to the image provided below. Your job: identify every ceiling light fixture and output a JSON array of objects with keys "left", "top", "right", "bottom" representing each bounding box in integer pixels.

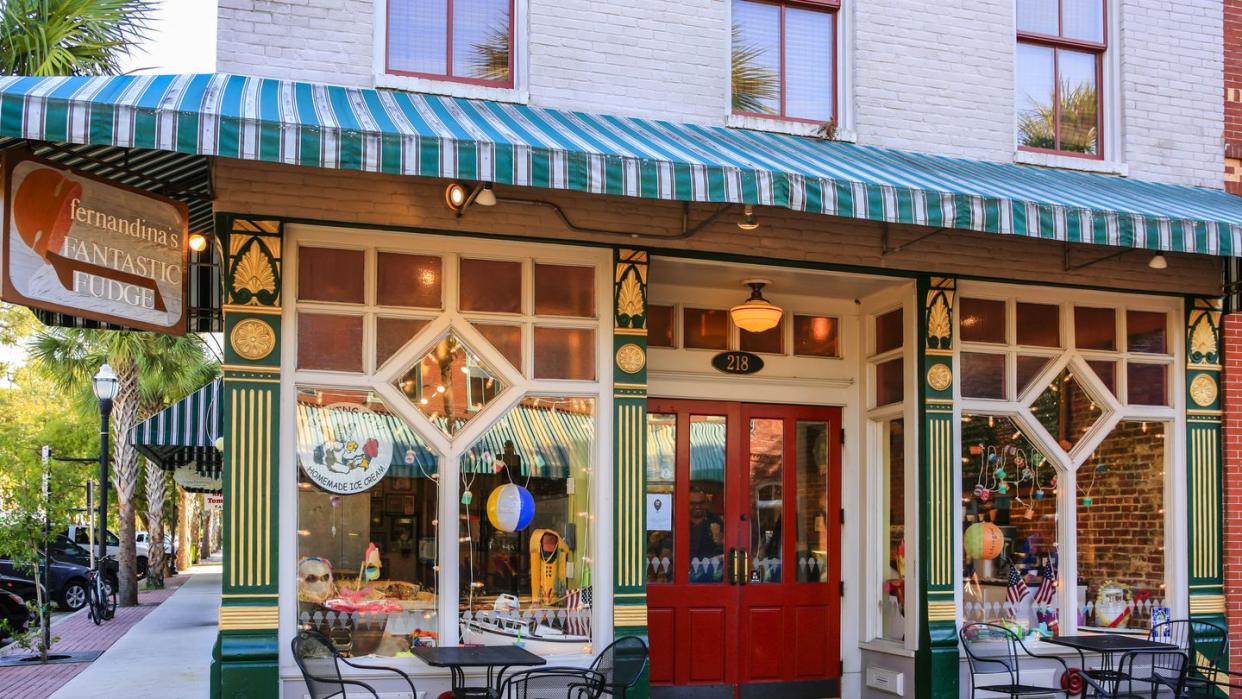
[
  {"left": 737, "top": 205, "right": 759, "bottom": 231},
  {"left": 1148, "top": 254, "right": 1168, "bottom": 270},
  {"left": 730, "top": 279, "right": 783, "bottom": 332}
]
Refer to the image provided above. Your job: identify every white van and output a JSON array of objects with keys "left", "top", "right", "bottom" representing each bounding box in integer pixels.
[{"left": 65, "top": 525, "right": 150, "bottom": 578}]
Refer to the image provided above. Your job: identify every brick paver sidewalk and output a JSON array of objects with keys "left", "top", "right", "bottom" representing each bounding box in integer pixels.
[{"left": 0, "top": 575, "right": 189, "bottom": 699}]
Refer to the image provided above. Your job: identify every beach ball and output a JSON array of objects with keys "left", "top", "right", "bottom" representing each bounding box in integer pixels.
[
  {"left": 486, "top": 484, "right": 535, "bottom": 532},
  {"left": 964, "top": 522, "right": 1004, "bottom": 560}
]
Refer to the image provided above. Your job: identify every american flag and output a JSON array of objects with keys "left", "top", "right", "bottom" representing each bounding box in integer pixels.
[
  {"left": 1034, "top": 561, "right": 1057, "bottom": 606},
  {"left": 566, "top": 586, "right": 592, "bottom": 637},
  {"left": 1006, "top": 564, "right": 1030, "bottom": 617}
]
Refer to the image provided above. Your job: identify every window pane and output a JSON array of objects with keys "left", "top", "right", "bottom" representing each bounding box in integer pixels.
[
  {"left": 298, "top": 247, "right": 364, "bottom": 304},
  {"left": 689, "top": 416, "right": 727, "bottom": 583},
  {"left": 796, "top": 421, "right": 830, "bottom": 584},
  {"left": 458, "top": 397, "right": 595, "bottom": 654},
  {"left": 749, "top": 418, "right": 783, "bottom": 583},
  {"left": 388, "top": 0, "right": 447, "bottom": 75},
  {"left": 961, "top": 415, "right": 1060, "bottom": 637},
  {"left": 376, "top": 317, "right": 430, "bottom": 368},
  {"left": 377, "top": 253, "right": 441, "bottom": 308},
  {"left": 784, "top": 7, "right": 833, "bottom": 121},
  {"left": 648, "top": 305, "right": 675, "bottom": 348},
  {"left": 471, "top": 322, "right": 522, "bottom": 372},
  {"left": 459, "top": 258, "right": 522, "bottom": 313},
  {"left": 1063, "top": 0, "right": 1104, "bottom": 43},
  {"left": 1032, "top": 367, "right": 1105, "bottom": 452},
  {"left": 740, "top": 318, "right": 783, "bottom": 354},
  {"left": 1058, "top": 49, "right": 1098, "bottom": 154},
  {"left": 684, "top": 308, "right": 728, "bottom": 350},
  {"left": 875, "top": 358, "right": 903, "bottom": 406},
  {"left": 793, "top": 315, "right": 839, "bottom": 357},
  {"left": 1078, "top": 421, "right": 1165, "bottom": 631},
  {"left": 1087, "top": 359, "right": 1117, "bottom": 397},
  {"left": 533, "top": 327, "right": 595, "bottom": 380},
  {"left": 298, "top": 314, "right": 362, "bottom": 372},
  {"left": 880, "top": 419, "right": 905, "bottom": 642},
  {"left": 534, "top": 264, "right": 595, "bottom": 317},
  {"left": 1126, "top": 310, "right": 1167, "bottom": 354},
  {"left": 961, "top": 352, "right": 1006, "bottom": 399},
  {"left": 1127, "top": 363, "right": 1168, "bottom": 406},
  {"left": 1016, "top": 355, "right": 1052, "bottom": 397},
  {"left": 1016, "top": 43, "right": 1056, "bottom": 150},
  {"left": 960, "top": 298, "right": 1006, "bottom": 344},
  {"left": 393, "top": 332, "right": 508, "bottom": 437},
  {"left": 1016, "top": 0, "right": 1058, "bottom": 35},
  {"left": 875, "top": 308, "right": 903, "bottom": 354},
  {"left": 295, "top": 387, "right": 440, "bottom": 655},
  {"left": 452, "top": 0, "right": 510, "bottom": 82},
  {"left": 1074, "top": 306, "right": 1116, "bottom": 350},
  {"left": 647, "top": 414, "right": 676, "bottom": 584},
  {"left": 732, "top": 0, "right": 781, "bottom": 115},
  {"left": 1016, "top": 302, "right": 1060, "bottom": 347}
]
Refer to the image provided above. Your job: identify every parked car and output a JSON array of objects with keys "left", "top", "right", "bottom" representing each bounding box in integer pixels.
[
  {"left": 65, "top": 524, "right": 148, "bottom": 578},
  {"left": 135, "top": 531, "right": 174, "bottom": 556},
  {"left": 0, "top": 536, "right": 118, "bottom": 612},
  {"left": 0, "top": 586, "right": 30, "bottom": 642}
]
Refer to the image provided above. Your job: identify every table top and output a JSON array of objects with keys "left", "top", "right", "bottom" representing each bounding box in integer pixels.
[
  {"left": 1044, "top": 634, "right": 1179, "bottom": 654},
  {"left": 411, "top": 645, "right": 548, "bottom": 668}
]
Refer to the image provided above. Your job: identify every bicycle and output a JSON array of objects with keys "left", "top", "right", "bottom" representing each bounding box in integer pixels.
[{"left": 86, "top": 558, "right": 116, "bottom": 625}]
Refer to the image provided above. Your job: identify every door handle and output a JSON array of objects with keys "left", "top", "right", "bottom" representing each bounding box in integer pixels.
[{"left": 727, "top": 548, "right": 750, "bottom": 585}]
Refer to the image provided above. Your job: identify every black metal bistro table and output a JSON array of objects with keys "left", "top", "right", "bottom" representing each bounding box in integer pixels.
[
  {"left": 1044, "top": 634, "right": 1180, "bottom": 695},
  {"left": 413, "top": 645, "right": 547, "bottom": 698}
]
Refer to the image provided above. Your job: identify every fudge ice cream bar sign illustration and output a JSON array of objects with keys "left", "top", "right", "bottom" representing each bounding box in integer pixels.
[
  {"left": 2, "top": 153, "right": 188, "bottom": 334},
  {"left": 299, "top": 403, "right": 395, "bottom": 494}
]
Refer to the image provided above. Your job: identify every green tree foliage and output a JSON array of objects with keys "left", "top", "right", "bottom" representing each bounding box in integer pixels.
[
  {"left": 470, "top": 25, "right": 511, "bottom": 82},
  {"left": 1017, "top": 81, "right": 1098, "bottom": 154},
  {"left": 732, "top": 24, "right": 778, "bottom": 114},
  {"left": 0, "top": 0, "right": 155, "bottom": 76}
]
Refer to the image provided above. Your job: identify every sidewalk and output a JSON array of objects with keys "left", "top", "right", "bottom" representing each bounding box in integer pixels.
[{"left": 49, "top": 555, "right": 220, "bottom": 699}]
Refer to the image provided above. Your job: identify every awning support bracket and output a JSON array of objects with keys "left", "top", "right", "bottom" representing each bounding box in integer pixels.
[
  {"left": 1062, "top": 242, "right": 1132, "bottom": 272},
  {"left": 489, "top": 194, "right": 734, "bottom": 240},
  {"left": 881, "top": 223, "right": 950, "bottom": 256}
]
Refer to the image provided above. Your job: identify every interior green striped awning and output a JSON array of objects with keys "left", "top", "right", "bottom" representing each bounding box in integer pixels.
[
  {"left": 131, "top": 378, "right": 221, "bottom": 474},
  {"left": 5, "top": 73, "right": 1242, "bottom": 255}
]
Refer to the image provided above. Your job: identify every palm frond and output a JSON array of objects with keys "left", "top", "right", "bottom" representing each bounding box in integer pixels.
[
  {"left": 1017, "top": 80, "right": 1098, "bottom": 154},
  {"left": 470, "top": 25, "right": 511, "bottom": 82},
  {"left": 0, "top": 0, "right": 156, "bottom": 77},
  {"left": 731, "top": 24, "right": 778, "bottom": 114}
]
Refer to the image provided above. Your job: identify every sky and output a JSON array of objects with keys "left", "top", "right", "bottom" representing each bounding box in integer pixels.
[{"left": 117, "top": 0, "right": 218, "bottom": 75}]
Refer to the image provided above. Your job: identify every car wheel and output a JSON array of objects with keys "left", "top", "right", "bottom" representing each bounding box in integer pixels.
[
  {"left": 60, "top": 579, "right": 87, "bottom": 611},
  {"left": 137, "top": 556, "right": 148, "bottom": 579}
]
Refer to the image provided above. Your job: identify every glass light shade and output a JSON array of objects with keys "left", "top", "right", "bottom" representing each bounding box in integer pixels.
[
  {"left": 187, "top": 233, "right": 208, "bottom": 252},
  {"left": 92, "top": 363, "right": 119, "bottom": 401},
  {"left": 730, "top": 299, "right": 783, "bottom": 333}
]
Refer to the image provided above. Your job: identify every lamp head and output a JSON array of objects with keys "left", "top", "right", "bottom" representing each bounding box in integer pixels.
[
  {"left": 1148, "top": 253, "right": 1168, "bottom": 270},
  {"left": 730, "top": 279, "right": 783, "bottom": 333},
  {"left": 445, "top": 182, "right": 469, "bottom": 213},
  {"left": 187, "top": 232, "right": 209, "bottom": 253},
  {"left": 92, "top": 363, "right": 119, "bottom": 402},
  {"left": 737, "top": 205, "right": 759, "bottom": 231},
  {"left": 476, "top": 183, "right": 497, "bottom": 207}
]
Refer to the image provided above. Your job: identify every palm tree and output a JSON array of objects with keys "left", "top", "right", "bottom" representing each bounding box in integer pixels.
[
  {"left": 732, "top": 24, "right": 778, "bottom": 114},
  {"left": 470, "top": 25, "right": 511, "bottom": 82},
  {"left": 0, "top": 0, "right": 155, "bottom": 76},
  {"left": 1017, "top": 81, "right": 1098, "bottom": 154},
  {"left": 29, "top": 329, "right": 216, "bottom": 605}
]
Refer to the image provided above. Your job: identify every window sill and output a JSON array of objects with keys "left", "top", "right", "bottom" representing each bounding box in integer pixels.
[
  {"left": 726, "top": 114, "right": 857, "bottom": 142},
  {"left": 859, "top": 640, "right": 916, "bottom": 658},
  {"left": 1014, "top": 150, "right": 1129, "bottom": 177},
  {"left": 374, "top": 72, "right": 528, "bottom": 104}
]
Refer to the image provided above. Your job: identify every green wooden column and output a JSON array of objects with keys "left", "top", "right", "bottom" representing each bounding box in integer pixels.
[
  {"left": 212, "top": 217, "right": 283, "bottom": 699},
  {"left": 915, "top": 276, "right": 959, "bottom": 698},
  {"left": 1185, "top": 298, "right": 1227, "bottom": 641},
  {"left": 612, "top": 249, "right": 649, "bottom": 697}
]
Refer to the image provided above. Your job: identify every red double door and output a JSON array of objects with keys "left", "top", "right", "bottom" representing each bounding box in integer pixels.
[{"left": 646, "top": 399, "right": 842, "bottom": 699}]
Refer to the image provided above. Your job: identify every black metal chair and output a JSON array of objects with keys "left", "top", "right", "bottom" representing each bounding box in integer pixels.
[
  {"left": 1079, "top": 648, "right": 1188, "bottom": 699},
  {"left": 589, "top": 636, "right": 649, "bottom": 698},
  {"left": 1146, "top": 620, "right": 1230, "bottom": 697},
  {"left": 959, "top": 622, "right": 1072, "bottom": 698},
  {"left": 290, "top": 628, "right": 418, "bottom": 699},
  {"left": 498, "top": 667, "right": 607, "bottom": 699}
]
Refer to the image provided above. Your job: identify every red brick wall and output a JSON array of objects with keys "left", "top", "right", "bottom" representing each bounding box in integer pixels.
[
  {"left": 1223, "top": 313, "right": 1242, "bottom": 683},
  {"left": 1227, "top": 0, "right": 1242, "bottom": 194}
]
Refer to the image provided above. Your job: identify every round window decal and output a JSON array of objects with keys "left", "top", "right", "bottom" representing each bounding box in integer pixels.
[{"left": 298, "top": 402, "right": 395, "bottom": 494}]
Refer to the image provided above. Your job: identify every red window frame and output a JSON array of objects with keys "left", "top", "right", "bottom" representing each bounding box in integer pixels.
[
  {"left": 731, "top": 0, "right": 840, "bottom": 124},
  {"left": 385, "top": 0, "right": 516, "bottom": 89},
  {"left": 1016, "top": 0, "right": 1107, "bottom": 159}
]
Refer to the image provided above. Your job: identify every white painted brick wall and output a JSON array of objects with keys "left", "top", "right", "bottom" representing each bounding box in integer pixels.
[{"left": 215, "top": 0, "right": 1224, "bottom": 188}]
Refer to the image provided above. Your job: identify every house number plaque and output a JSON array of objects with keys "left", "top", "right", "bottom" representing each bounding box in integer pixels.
[{"left": 711, "top": 351, "right": 764, "bottom": 375}]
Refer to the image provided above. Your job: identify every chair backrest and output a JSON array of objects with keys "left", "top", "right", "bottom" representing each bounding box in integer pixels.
[
  {"left": 1116, "top": 648, "right": 1188, "bottom": 699},
  {"left": 590, "top": 636, "right": 649, "bottom": 690},
  {"left": 504, "top": 668, "right": 607, "bottom": 699},
  {"left": 291, "top": 629, "right": 347, "bottom": 699},
  {"left": 958, "top": 623, "right": 1023, "bottom": 688},
  {"left": 1153, "top": 619, "right": 1229, "bottom": 683}
]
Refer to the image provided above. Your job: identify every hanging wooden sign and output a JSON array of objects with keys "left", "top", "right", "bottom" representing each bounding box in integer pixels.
[
  {"left": 1, "top": 151, "right": 189, "bottom": 334},
  {"left": 711, "top": 351, "right": 764, "bottom": 375}
]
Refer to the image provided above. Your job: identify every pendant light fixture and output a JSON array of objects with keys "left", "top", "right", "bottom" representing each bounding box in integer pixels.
[
  {"left": 737, "top": 205, "right": 759, "bottom": 231},
  {"left": 730, "top": 279, "right": 783, "bottom": 332}
]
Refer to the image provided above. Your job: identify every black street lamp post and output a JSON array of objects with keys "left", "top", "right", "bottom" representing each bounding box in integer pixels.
[{"left": 92, "top": 364, "right": 118, "bottom": 562}]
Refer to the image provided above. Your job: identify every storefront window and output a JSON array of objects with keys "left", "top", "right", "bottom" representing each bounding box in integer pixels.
[
  {"left": 458, "top": 397, "right": 596, "bottom": 656},
  {"left": 646, "top": 414, "right": 676, "bottom": 584},
  {"left": 295, "top": 387, "right": 440, "bottom": 655},
  {"left": 1030, "top": 367, "right": 1105, "bottom": 452},
  {"left": 1077, "top": 421, "right": 1166, "bottom": 631},
  {"left": 689, "top": 415, "right": 727, "bottom": 583},
  {"left": 392, "top": 332, "right": 508, "bottom": 437},
  {"left": 879, "top": 418, "right": 905, "bottom": 642}
]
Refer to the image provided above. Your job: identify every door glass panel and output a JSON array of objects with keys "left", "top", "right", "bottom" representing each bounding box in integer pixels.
[
  {"left": 795, "top": 421, "right": 829, "bottom": 583},
  {"left": 749, "top": 418, "right": 783, "bottom": 583},
  {"left": 646, "top": 413, "right": 676, "bottom": 584},
  {"left": 689, "top": 415, "right": 726, "bottom": 584}
]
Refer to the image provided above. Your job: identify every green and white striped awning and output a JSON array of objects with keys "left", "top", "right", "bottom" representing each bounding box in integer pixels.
[
  {"left": 131, "top": 378, "right": 222, "bottom": 475},
  {"left": 5, "top": 73, "right": 1242, "bottom": 254}
]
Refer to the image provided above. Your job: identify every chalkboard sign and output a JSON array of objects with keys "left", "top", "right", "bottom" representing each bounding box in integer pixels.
[{"left": 711, "top": 351, "right": 764, "bottom": 375}]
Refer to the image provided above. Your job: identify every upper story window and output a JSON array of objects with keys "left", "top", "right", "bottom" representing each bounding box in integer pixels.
[
  {"left": 1015, "top": 0, "right": 1105, "bottom": 157},
  {"left": 387, "top": 0, "right": 514, "bottom": 87},
  {"left": 731, "top": 0, "right": 839, "bottom": 123}
]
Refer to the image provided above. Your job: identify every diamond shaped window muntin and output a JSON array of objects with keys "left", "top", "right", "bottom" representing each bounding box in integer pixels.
[
  {"left": 1029, "top": 365, "right": 1109, "bottom": 453},
  {"left": 394, "top": 332, "right": 507, "bottom": 438}
]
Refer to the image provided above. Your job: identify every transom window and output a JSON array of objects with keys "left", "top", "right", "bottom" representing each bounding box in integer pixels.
[
  {"left": 647, "top": 303, "right": 840, "bottom": 359},
  {"left": 387, "top": 0, "right": 514, "bottom": 87},
  {"left": 731, "top": 0, "right": 839, "bottom": 122},
  {"left": 1015, "top": 0, "right": 1105, "bottom": 157}
]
